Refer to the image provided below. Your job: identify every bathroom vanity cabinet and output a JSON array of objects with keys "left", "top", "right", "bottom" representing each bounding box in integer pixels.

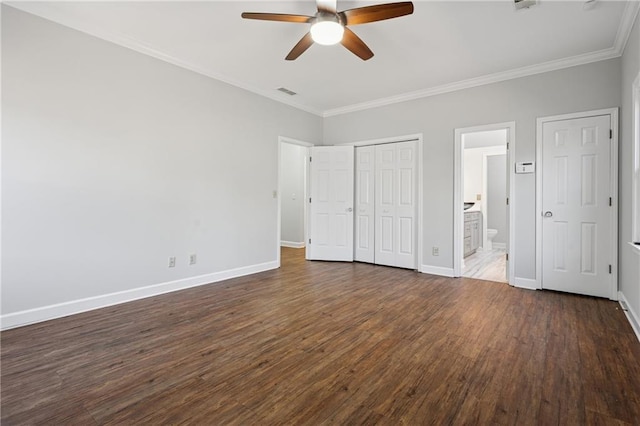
[{"left": 464, "top": 211, "right": 482, "bottom": 258}]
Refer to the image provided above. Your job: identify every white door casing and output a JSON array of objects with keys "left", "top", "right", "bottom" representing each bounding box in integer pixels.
[
  {"left": 355, "top": 146, "right": 375, "bottom": 263},
  {"left": 307, "top": 145, "right": 355, "bottom": 261},
  {"left": 375, "top": 141, "right": 417, "bottom": 269},
  {"left": 540, "top": 114, "right": 615, "bottom": 298},
  {"left": 454, "top": 122, "right": 515, "bottom": 284}
]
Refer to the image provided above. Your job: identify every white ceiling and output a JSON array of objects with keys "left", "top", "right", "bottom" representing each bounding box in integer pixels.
[{"left": 8, "top": 1, "right": 639, "bottom": 117}]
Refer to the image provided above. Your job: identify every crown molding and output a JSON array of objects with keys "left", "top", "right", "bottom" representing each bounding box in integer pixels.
[
  {"left": 614, "top": 1, "right": 640, "bottom": 55},
  {"left": 322, "top": 46, "right": 621, "bottom": 117},
  {"left": 5, "top": 2, "right": 325, "bottom": 117}
]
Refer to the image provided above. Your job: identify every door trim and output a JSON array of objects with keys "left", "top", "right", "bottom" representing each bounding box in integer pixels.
[
  {"left": 454, "top": 122, "right": 516, "bottom": 285},
  {"left": 277, "top": 136, "right": 314, "bottom": 267},
  {"left": 336, "top": 134, "right": 423, "bottom": 271},
  {"left": 535, "top": 108, "right": 619, "bottom": 299}
]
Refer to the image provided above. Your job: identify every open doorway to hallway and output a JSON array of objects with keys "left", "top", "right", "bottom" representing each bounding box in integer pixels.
[{"left": 277, "top": 137, "right": 312, "bottom": 265}]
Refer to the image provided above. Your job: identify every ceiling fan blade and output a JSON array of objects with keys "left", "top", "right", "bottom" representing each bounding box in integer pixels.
[
  {"left": 341, "top": 28, "right": 374, "bottom": 61},
  {"left": 285, "top": 32, "right": 314, "bottom": 60},
  {"left": 241, "top": 12, "right": 313, "bottom": 24},
  {"left": 339, "top": 2, "right": 414, "bottom": 26},
  {"left": 316, "top": 0, "right": 337, "bottom": 13}
]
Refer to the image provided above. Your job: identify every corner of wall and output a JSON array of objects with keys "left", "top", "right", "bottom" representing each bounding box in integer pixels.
[{"left": 618, "top": 291, "right": 640, "bottom": 342}]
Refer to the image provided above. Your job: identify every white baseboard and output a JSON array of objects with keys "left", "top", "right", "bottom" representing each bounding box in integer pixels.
[
  {"left": 0, "top": 260, "right": 279, "bottom": 331},
  {"left": 280, "top": 241, "right": 305, "bottom": 249},
  {"left": 513, "top": 277, "right": 538, "bottom": 290},
  {"left": 618, "top": 291, "right": 640, "bottom": 343},
  {"left": 493, "top": 242, "right": 507, "bottom": 249},
  {"left": 421, "top": 265, "right": 455, "bottom": 277}
]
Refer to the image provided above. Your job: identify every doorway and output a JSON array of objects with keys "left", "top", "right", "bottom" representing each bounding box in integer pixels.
[
  {"left": 277, "top": 137, "right": 313, "bottom": 266},
  {"left": 454, "top": 122, "right": 515, "bottom": 284}
]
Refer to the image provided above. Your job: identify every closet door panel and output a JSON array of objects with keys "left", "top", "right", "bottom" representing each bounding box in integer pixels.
[{"left": 355, "top": 146, "right": 375, "bottom": 263}]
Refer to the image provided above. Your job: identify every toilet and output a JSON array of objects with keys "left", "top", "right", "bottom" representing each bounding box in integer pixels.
[{"left": 486, "top": 228, "right": 498, "bottom": 251}]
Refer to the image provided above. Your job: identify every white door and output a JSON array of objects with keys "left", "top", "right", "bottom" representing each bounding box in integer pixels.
[
  {"left": 307, "top": 146, "right": 354, "bottom": 261},
  {"left": 541, "top": 115, "right": 612, "bottom": 297},
  {"left": 355, "top": 146, "right": 375, "bottom": 263},
  {"left": 375, "top": 141, "right": 417, "bottom": 269}
]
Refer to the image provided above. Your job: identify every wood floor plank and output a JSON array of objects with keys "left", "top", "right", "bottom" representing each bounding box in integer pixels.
[{"left": 2, "top": 247, "right": 639, "bottom": 425}]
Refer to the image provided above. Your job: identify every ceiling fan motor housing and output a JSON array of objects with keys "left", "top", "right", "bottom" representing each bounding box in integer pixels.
[{"left": 310, "top": 12, "right": 345, "bottom": 45}]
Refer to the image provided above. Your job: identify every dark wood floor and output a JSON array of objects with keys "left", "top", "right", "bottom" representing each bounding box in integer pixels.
[{"left": 2, "top": 248, "right": 640, "bottom": 425}]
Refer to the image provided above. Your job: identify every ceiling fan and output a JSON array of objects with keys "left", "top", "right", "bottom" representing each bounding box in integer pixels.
[{"left": 241, "top": 0, "right": 414, "bottom": 61}]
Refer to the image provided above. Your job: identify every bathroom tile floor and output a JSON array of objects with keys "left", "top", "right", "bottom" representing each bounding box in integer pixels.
[{"left": 462, "top": 248, "right": 507, "bottom": 283}]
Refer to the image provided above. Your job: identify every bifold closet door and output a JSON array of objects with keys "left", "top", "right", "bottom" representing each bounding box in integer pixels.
[
  {"left": 355, "top": 146, "right": 375, "bottom": 263},
  {"left": 375, "top": 141, "right": 417, "bottom": 269}
]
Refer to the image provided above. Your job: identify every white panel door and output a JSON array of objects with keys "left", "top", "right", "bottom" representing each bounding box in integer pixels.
[
  {"left": 307, "top": 146, "right": 354, "bottom": 261},
  {"left": 355, "top": 146, "right": 375, "bottom": 263},
  {"left": 541, "top": 115, "right": 612, "bottom": 297},
  {"left": 375, "top": 141, "right": 417, "bottom": 269}
]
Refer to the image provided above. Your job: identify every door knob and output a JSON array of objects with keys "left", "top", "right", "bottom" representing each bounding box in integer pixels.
[
  {"left": 346, "top": 207, "right": 353, "bottom": 212},
  {"left": 543, "top": 211, "right": 553, "bottom": 217}
]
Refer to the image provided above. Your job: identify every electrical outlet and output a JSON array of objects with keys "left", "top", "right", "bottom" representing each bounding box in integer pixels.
[
  {"left": 432, "top": 247, "right": 439, "bottom": 256},
  {"left": 168, "top": 257, "right": 176, "bottom": 268},
  {"left": 189, "top": 254, "right": 197, "bottom": 265}
]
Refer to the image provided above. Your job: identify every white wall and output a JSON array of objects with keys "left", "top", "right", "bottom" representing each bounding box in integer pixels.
[
  {"left": 463, "top": 145, "right": 506, "bottom": 213},
  {"left": 1, "top": 6, "right": 322, "bottom": 326},
  {"left": 463, "top": 149, "right": 484, "bottom": 211},
  {"left": 619, "top": 11, "right": 640, "bottom": 333},
  {"left": 324, "top": 58, "right": 622, "bottom": 280},
  {"left": 280, "top": 143, "right": 307, "bottom": 246}
]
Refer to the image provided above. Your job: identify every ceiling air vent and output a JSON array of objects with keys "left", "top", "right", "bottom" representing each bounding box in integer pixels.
[
  {"left": 514, "top": 0, "right": 537, "bottom": 10},
  {"left": 276, "top": 87, "right": 297, "bottom": 96}
]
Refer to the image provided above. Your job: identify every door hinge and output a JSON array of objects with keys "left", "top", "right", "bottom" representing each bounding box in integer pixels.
[
  {"left": 309, "top": 238, "right": 311, "bottom": 244},
  {"left": 609, "top": 197, "right": 612, "bottom": 206},
  {"left": 309, "top": 197, "right": 312, "bottom": 203},
  {"left": 506, "top": 142, "right": 509, "bottom": 150},
  {"left": 309, "top": 156, "right": 312, "bottom": 162},
  {"left": 506, "top": 197, "right": 509, "bottom": 206},
  {"left": 609, "top": 264, "right": 612, "bottom": 274},
  {"left": 506, "top": 253, "right": 509, "bottom": 261},
  {"left": 609, "top": 129, "right": 613, "bottom": 139}
]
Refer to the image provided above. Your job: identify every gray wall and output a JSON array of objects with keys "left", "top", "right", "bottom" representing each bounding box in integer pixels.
[
  {"left": 3, "top": 5, "right": 637, "bottom": 329},
  {"left": 280, "top": 143, "right": 307, "bottom": 245},
  {"left": 324, "top": 58, "right": 622, "bottom": 280},
  {"left": 487, "top": 154, "right": 507, "bottom": 244},
  {"left": 619, "top": 12, "right": 640, "bottom": 327},
  {"left": 1, "top": 6, "right": 322, "bottom": 316}
]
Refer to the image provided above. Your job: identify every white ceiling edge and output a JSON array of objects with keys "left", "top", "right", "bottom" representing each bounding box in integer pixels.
[
  {"left": 7, "top": 1, "right": 639, "bottom": 119},
  {"left": 4, "top": 2, "right": 325, "bottom": 117},
  {"left": 324, "top": 0, "right": 640, "bottom": 118}
]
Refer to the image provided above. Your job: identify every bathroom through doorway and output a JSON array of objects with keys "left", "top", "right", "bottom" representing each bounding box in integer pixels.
[{"left": 454, "top": 122, "right": 515, "bottom": 284}]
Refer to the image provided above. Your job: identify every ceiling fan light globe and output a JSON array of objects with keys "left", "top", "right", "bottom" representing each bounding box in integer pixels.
[{"left": 310, "top": 21, "right": 344, "bottom": 45}]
